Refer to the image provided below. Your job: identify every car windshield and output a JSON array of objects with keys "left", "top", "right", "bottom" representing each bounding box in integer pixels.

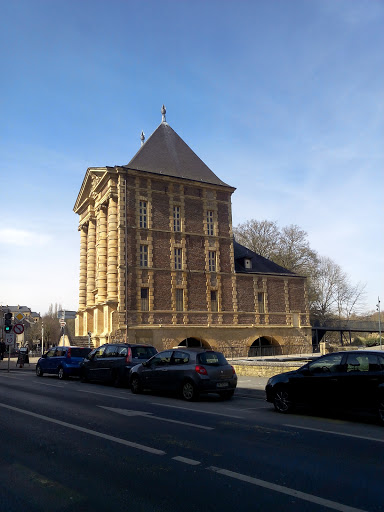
[
  {"left": 70, "top": 348, "right": 92, "bottom": 357},
  {"left": 197, "top": 351, "right": 228, "bottom": 366},
  {"left": 131, "top": 346, "right": 157, "bottom": 359}
]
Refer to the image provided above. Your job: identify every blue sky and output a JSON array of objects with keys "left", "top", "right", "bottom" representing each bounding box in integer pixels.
[{"left": 0, "top": 0, "right": 383, "bottom": 315}]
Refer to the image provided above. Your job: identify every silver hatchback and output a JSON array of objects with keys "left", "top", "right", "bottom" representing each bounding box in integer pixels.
[{"left": 130, "top": 348, "right": 237, "bottom": 401}]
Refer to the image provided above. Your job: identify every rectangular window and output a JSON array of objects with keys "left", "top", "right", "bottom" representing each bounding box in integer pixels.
[
  {"left": 207, "top": 210, "right": 214, "bottom": 236},
  {"left": 176, "top": 289, "right": 184, "bottom": 311},
  {"left": 139, "top": 200, "right": 147, "bottom": 228},
  {"left": 174, "top": 248, "right": 182, "bottom": 270},
  {"left": 173, "top": 205, "right": 181, "bottom": 232},
  {"left": 211, "top": 290, "right": 218, "bottom": 312},
  {"left": 140, "top": 245, "right": 148, "bottom": 267},
  {"left": 141, "top": 288, "right": 149, "bottom": 311},
  {"left": 208, "top": 251, "right": 216, "bottom": 272},
  {"left": 258, "top": 292, "right": 265, "bottom": 314}
]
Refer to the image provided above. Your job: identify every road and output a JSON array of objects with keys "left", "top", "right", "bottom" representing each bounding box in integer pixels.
[{"left": 0, "top": 370, "right": 382, "bottom": 512}]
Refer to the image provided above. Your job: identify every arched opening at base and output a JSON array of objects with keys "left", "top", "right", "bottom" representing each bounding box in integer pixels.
[
  {"left": 178, "top": 337, "right": 211, "bottom": 349},
  {"left": 248, "top": 336, "right": 281, "bottom": 357}
]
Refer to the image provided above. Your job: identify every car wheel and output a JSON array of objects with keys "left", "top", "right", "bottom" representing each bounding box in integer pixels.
[
  {"left": 58, "top": 367, "right": 67, "bottom": 380},
  {"left": 181, "top": 380, "right": 198, "bottom": 401},
  {"left": 378, "top": 397, "right": 384, "bottom": 425},
  {"left": 220, "top": 390, "right": 234, "bottom": 400},
  {"left": 273, "top": 386, "right": 294, "bottom": 413},
  {"left": 36, "top": 364, "right": 43, "bottom": 377},
  {"left": 131, "top": 375, "right": 142, "bottom": 394}
]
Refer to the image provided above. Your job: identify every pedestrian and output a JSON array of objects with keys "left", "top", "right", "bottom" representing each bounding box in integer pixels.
[{"left": 0, "top": 340, "right": 6, "bottom": 360}]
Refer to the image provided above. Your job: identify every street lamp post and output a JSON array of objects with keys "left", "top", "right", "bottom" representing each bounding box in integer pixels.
[{"left": 377, "top": 297, "right": 382, "bottom": 350}]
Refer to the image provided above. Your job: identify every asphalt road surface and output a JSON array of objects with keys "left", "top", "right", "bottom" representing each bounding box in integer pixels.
[{"left": 0, "top": 370, "right": 383, "bottom": 512}]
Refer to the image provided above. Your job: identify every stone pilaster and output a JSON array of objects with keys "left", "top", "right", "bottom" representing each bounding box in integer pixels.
[
  {"left": 107, "top": 196, "right": 118, "bottom": 302},
  {"left": 87, "top": 218, "right": 96, "bottom": 306},
  {"left": 78, "top": 224, "right": 87, "bottom": 309},
  {"left": 96, "top": 204, "right": 108, "bottom": 303}
]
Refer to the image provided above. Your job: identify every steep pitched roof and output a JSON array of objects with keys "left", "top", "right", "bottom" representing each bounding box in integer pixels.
[
  {"left": 233, "top": 240, "right": 297, "bottom": 276},
  {"left": 123, "top": 122, "right": 232, "bottom": 188}
]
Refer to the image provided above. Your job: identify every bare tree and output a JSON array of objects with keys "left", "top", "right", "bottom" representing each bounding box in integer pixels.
[
  {"left": 273, "top": 224, "right": 318, "bottom": 276},
  {"left": 234, "top": 219, "right": 366, "bottom": 324},
  {"left": 233, "top": 220, "right": 280, "bottom": 259},
  {"left": 234, "top": 219, "right": 318, "bottom": 276},
  {"left": 310, "top": 256, "right": 366, "bottom": 324}
]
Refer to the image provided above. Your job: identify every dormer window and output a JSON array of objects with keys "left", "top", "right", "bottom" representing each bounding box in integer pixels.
[{"left": 244, "top": 258, "right": 252, "bottom": 269}]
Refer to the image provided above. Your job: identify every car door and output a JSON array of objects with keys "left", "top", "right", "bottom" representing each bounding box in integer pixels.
[
  {"left": 289, "top": 353, "right": 345, "bottom": 408},
  {"left": 166, "top": 351, "right": 191, "bottom": 390},
  {"left": 141, "top": 350, "right": 173, "bottom": 390},
  {"left": 98, "top": 344, "right": 119, "bottom": 382},
  {"left": 43, "top": 348, "right": 57, "bottom": 374},
  {"left": 338, "top": 352, "right": 383, "bottom": 411},
  {"left": 86, "top": 345, "right": 107, "bottom": 381}
]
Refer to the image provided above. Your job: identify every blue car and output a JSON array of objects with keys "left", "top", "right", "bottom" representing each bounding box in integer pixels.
[{"left": 36, "top": 346, "right": 92, "bottom": 380}]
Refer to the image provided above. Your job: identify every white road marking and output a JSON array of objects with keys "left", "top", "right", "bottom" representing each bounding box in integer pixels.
[
  {"left": 153, "top": 403, "right": 244, "bottom": 419},
  {"left": 0, "top": 402, "right": 165, "bottom": 455},
  {"left": 79, "top": 389, "right": 133, "bottom": 399},
  {"left": 99, "top": 406, "right": 213, "bottom": 430},
  {"left": 172, "top": 456, "right": 201, "bottom": 466},
  {"left": 284, "top": 424, "right": 384, "bottom": 443},
  {"left": 207, "top": 466, "right": 367, "bottom": 512}
]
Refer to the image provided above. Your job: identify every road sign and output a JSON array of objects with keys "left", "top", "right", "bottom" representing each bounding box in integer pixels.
[
  {"left": 13, "top": 323, "right": 24, "bottom": 335},
  {"left": 14, "top": 312, "right": 25, "bottom": 322},
  {"left": 59, "top": 320, "right": 66, "bottom": 326},
  {"left": 5, "top": 332, "right": 15, "bottom": 345}
]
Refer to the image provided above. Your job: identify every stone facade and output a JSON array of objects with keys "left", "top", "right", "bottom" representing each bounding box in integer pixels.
[{"left": 74, "top": 116, "right": 311, "bottom": 354}]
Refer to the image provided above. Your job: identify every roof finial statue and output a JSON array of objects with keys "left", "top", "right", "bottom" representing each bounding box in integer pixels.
[
  {"left": 140, "top": 130, "right": 145, "bottom": 146},
  {"left": 161, "top": 104, "right": 166, "bottom": 123}
]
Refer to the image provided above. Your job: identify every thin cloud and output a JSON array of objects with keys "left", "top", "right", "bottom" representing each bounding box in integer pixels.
[{"left": 0, "top": 229, "right": 51, "bottom": 247}]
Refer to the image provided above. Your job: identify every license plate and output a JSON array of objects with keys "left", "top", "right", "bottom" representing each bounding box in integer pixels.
[{"left": 217, "top": 382, "right": 229, "bottom": 388}]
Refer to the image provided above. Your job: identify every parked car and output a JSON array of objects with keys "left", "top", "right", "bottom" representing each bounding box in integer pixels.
[
  {"left": 130, "top": 348, "right": 237, "bottom": 401},
  {"left": 265, "top": 350, "right": 384, "bottom": 424},
  {"left": 80, "top": 343, "right": 158, "bottom": 387},
  {"left": 36, "top": 346, "right": 92, "bottom": 380}
]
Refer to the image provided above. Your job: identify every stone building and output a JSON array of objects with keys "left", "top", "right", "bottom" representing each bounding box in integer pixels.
[{"left": 74, "top": 107, "right": 311, "bottom": 355}]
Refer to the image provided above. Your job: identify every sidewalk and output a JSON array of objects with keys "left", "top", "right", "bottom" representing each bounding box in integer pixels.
[{"left": 0, "top": 356, "right": 39, "bottom": 371}]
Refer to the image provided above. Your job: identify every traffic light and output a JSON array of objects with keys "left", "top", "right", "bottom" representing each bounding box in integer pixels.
[{"left": 4, "top": 312, "right": 13, "bottom": 333}]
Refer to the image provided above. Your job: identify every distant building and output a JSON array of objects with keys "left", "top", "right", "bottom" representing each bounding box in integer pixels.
[
  {"left": 73, "top": 107, "right": 311, "bottom": 355},
  {"left": 0, "top": 305, "right": 41, "bottom": 346}
]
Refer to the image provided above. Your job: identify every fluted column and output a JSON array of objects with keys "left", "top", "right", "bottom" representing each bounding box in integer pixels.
[
  {"left": 78, "top": 225, "right": 88, "bottom": 309},
  {"left": 107, "top": 196, "right": 118, "bottom": 301},
  {"left": 86, "top": 217, "right": 96, "bottom": 306},
  {"left": 96, "top": 204, "right": 108, "bottom": 303}
]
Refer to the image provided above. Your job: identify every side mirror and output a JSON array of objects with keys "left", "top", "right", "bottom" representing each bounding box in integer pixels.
[{"left": 41, "top": 353, "right": 47, "bottom": 359}]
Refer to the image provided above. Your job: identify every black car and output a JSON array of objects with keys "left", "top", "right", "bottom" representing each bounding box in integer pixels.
[
  {"left": 130, "top": 348, "right": 237, "bottom": 401},
  {"left": 80, "top": 343, "right": 157, "bottom": 386},
  {"left": 265, "top": 350, "right": 384, "bottom": 424}
]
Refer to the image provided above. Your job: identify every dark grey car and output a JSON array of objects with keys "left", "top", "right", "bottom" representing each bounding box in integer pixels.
[
  {"left": 129, "top": 348, "right": 237, "bottom": 401},
  {"left": 80, "top": 343, "right": 157, "bottom": 386}
]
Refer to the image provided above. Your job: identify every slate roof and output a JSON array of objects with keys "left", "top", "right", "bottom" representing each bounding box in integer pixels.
[
  {"left": 233, "top": 240, "right": 296, "bottom": 275},
  {"left": 123, "top": 122, "right": 232, "bottom": 188}
]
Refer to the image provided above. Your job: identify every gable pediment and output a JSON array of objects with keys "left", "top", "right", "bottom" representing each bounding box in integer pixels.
[{"left": 73, "top": 168, "right": 107, "bottom": 213}]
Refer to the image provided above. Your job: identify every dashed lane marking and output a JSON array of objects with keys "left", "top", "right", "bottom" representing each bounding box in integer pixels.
[
  {"left": 284, "top": 424, "right": 384, "bottom": 443},
  {"left": 0, "top": 402, "right": 165, "bottom": 455},
  {"left": 172, "top": 456, "right": 201, "bottom": 466},
  {"left": 99, "top": 406, "right": 214, "bottom": 430},
  {"left": 153, "top": 402, "right": 244, "bottom": 419},
  {"left": 207, "top": 466, "right": 367, "bottom": 512}
]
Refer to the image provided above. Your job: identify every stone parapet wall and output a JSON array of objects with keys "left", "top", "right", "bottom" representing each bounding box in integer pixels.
[{"left": 232, "top": 363, "right": 302, "bottom": 378}]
